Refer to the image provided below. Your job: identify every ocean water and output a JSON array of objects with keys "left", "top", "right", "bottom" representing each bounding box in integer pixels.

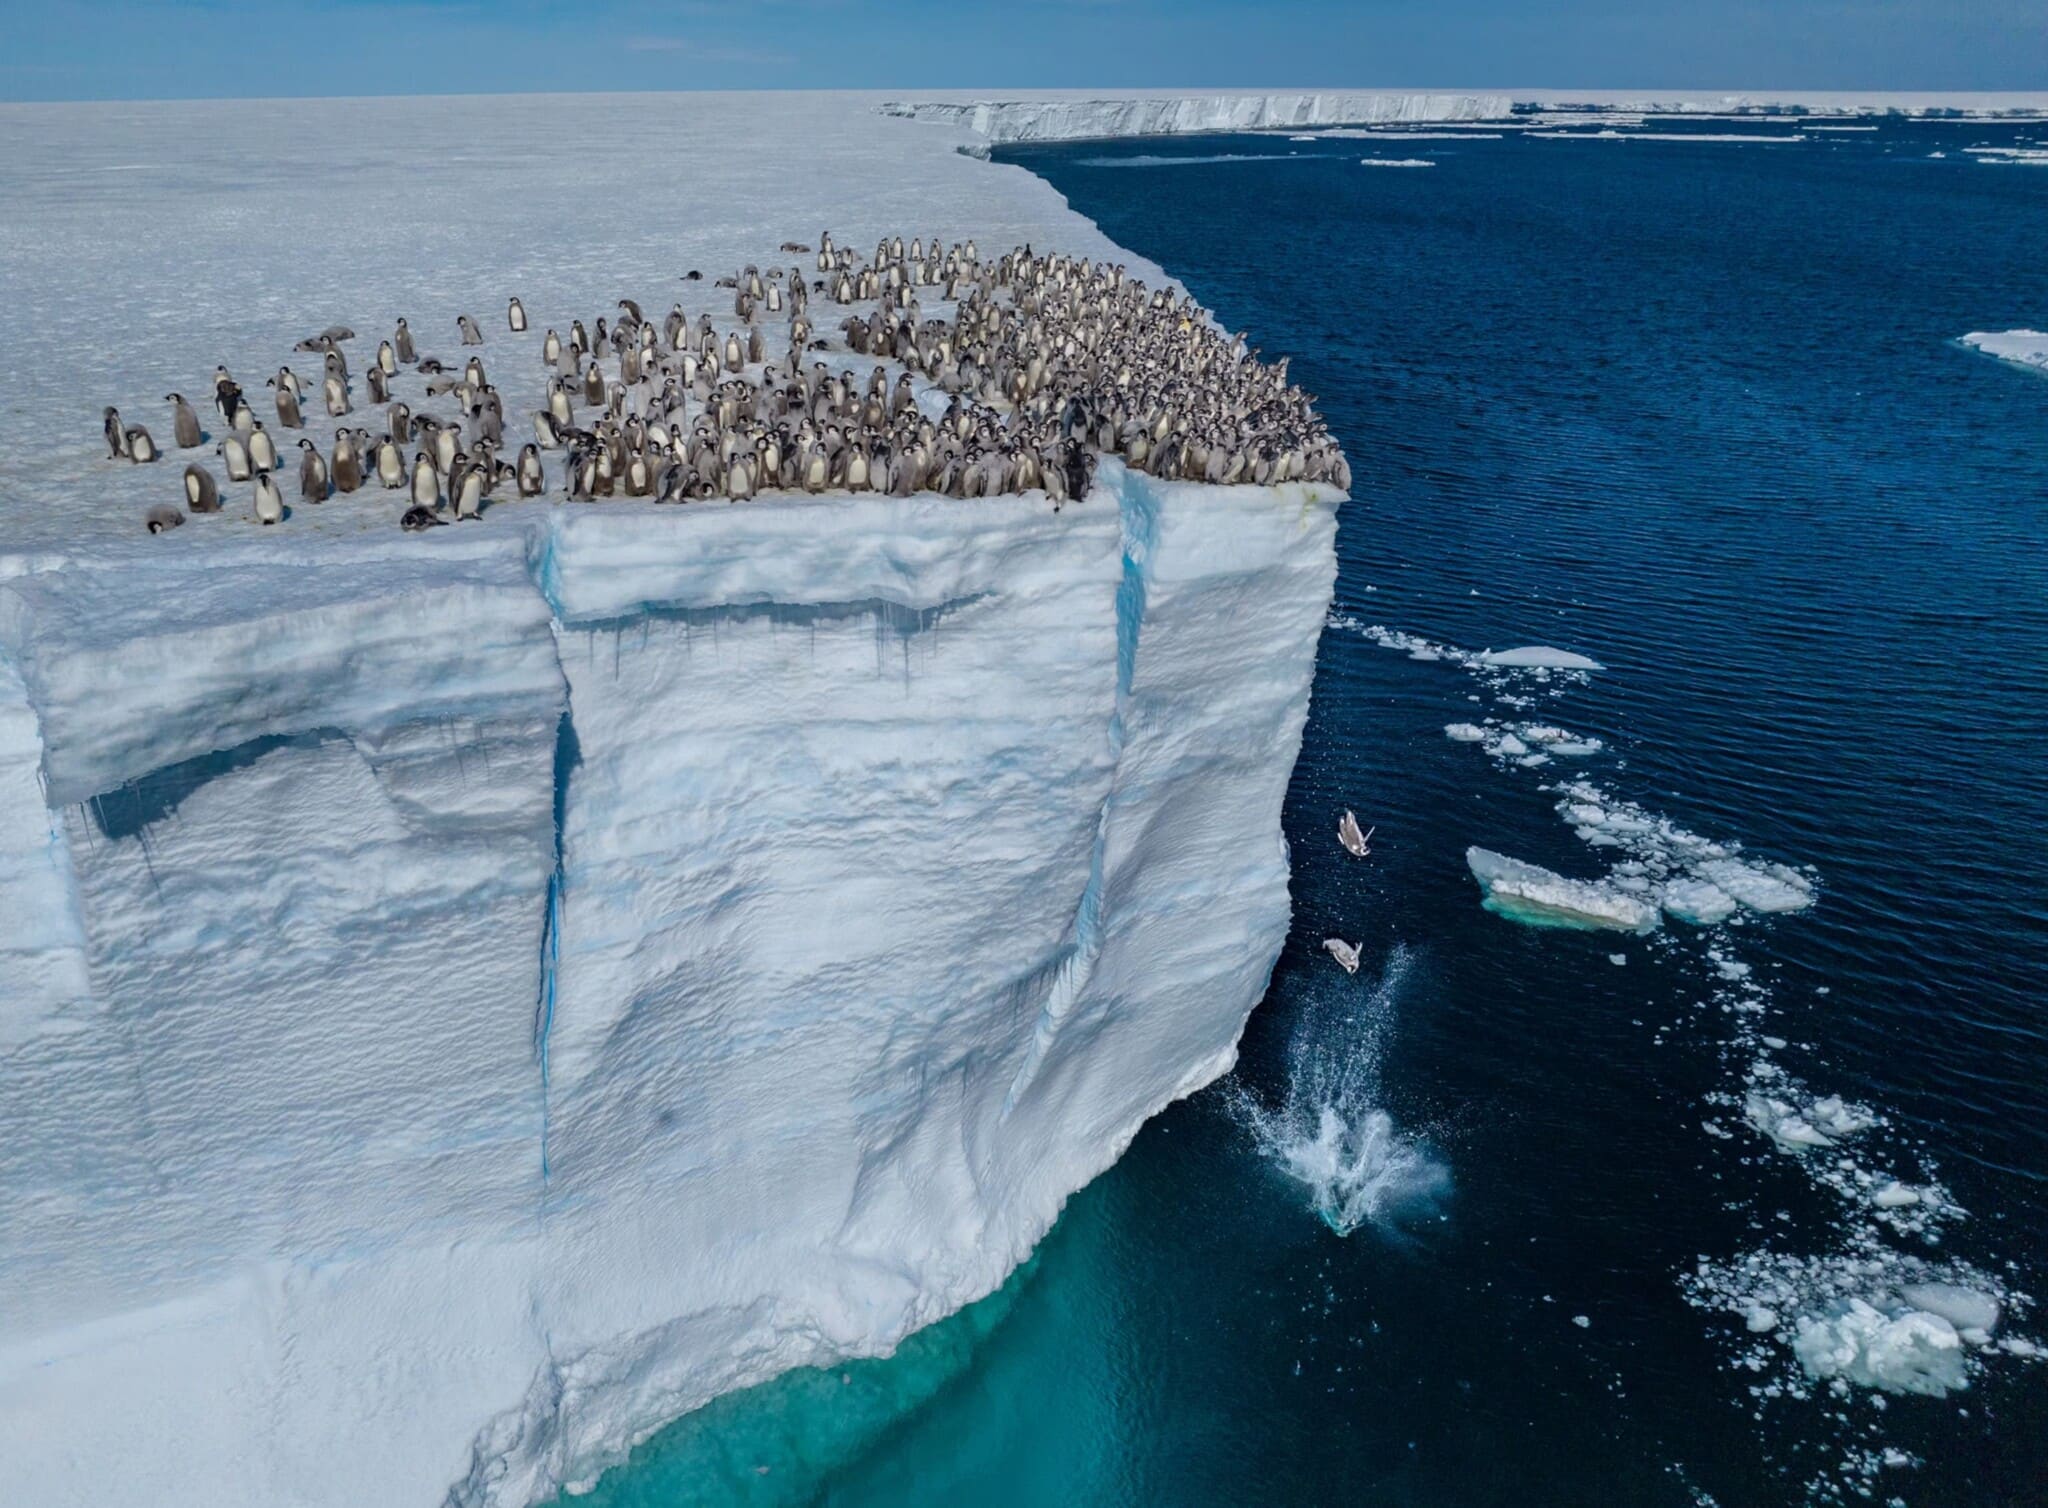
[{"left": 570, "top": 121, "right": 2048, "bottom": 1506}]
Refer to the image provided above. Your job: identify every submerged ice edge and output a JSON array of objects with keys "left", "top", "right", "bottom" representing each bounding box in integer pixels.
[{"left": 1347, "top": 614, "right": 2042, "bottom": 1496}]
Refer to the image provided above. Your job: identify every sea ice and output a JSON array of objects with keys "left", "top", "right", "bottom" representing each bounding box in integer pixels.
[
  {"left": 0, "top": 92, "right": 1346, "bottom": 1508},
  {"left": 1465, "top": 847, "right": 1661, "bottom": 932},
  {"left": 1959, "top": 329, "right": 2048, "bottom": 375}
]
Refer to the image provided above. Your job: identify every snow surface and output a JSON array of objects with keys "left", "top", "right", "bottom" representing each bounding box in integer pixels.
[{"left": 0, "top": 94, "right": 1341, "bottom": 1508}]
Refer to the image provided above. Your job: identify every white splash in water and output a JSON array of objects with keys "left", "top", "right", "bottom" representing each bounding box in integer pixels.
[{"left": 1233, "top": 945, "right": 1448, "bottom": 1236}]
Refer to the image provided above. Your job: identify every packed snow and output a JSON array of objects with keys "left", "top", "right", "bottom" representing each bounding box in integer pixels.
[{"left": 0, "top": 93, "right": 1342, "bottom": 1508}]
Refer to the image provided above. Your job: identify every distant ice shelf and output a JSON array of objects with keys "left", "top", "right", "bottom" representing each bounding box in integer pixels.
[
  {"left": 881, "top": 92, "right": 1516, "bottom": 143},
  {"left": 1960, "top": 329, "right": 2048, "bottom": 375}
]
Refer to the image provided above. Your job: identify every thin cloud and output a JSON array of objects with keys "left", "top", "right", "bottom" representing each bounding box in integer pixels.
[{"left": 625, "top": 36, "right": 795, "bottom": 63}]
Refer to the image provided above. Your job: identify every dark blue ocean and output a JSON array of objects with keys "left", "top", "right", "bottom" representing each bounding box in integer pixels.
[{"left": 570, "top": 120, "right": 2048, "bottom": 1507}]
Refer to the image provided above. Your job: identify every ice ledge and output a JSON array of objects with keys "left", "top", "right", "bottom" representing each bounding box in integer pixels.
[{"left": 880, "top": 92, "right": 1515, "bottom": 143}]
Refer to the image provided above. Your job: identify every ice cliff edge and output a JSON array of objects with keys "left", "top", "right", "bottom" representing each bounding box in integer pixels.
[{"left": 0, "top": 466, "right": 1339, "bottom": 1506}]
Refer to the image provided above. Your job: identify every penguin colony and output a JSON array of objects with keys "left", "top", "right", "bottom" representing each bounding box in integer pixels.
[{"left": 105, "top": 232, "right": 1349, "bottom": 535}]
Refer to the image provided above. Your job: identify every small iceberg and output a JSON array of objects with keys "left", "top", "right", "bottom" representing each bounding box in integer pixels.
[
  {"left": 1465, "top": 847, "right": 1660, "bottom": 933},
  {"left": 1476, "top": 645, "right": 1604, "bottom": 671}
]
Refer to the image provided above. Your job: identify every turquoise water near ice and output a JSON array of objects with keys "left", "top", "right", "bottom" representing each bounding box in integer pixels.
[{"left": 568, "top": 118, "right": 2048, "bottom": 1507}]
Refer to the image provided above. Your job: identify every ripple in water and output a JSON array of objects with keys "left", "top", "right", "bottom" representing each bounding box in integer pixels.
[{"left": 1232, "top": 944, "right": 1448, "bottom": 1236}]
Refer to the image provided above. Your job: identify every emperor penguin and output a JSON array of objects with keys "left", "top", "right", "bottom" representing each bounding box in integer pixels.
[
  {"left": 580, "top": 362, "right": 605, "bottom": 407},
  {"left": 376, "top": 437, "right": 406, "bottom": 489},
  {"left": 297, "top": 437, "right": 328, "bottom": 501},
  {"left": 366, "top": 365, "right": 393, "bottom": 404},
  {"left": 548, "top": 378, "right": 573, "bottom": 428},
  {"left": 458, "top": 314, "right": 484, "bottom": 346},
  {"left": 145, "top": 503, "right": 185, "bottom": 535},
  {"left": 451, "top": 461, "right": 484, "bottom": 519},
  {"left": 275, "top": 365, "right": 303, "bottom": 401},
  {"left": 218, "top": 432, "right": 253, "bottom": 482},
  {"left": 516, "top": 442, "right": 544, "bottom": 496},
  {"left": 166, "top": 393, "right": 203, "bottom": 448},
  {"left": 213, "top": 368, "right": 243, "bottom": 422},
  {"left": 394, "top": 318, "right": 417, "bottom": 365},
  {"left": 377, "top": 339, "right": 398, "bottom": 377},
  {"left": 270, "top": 378, "right": 303, "bottom": 429},
  {"left": 508, "top": 297, "right": 528, "bottom": 333},
  {"left": 253, "top": 470, "right": 285, "bottom": 526},
  {"left": 432, "top": 423, "right": 459, "bottom": 476},
  {"left": 323, "top": 371, "right": 350, "bottom": 418},
  {"left": 534, "top": 410, "right": 561, "bottom": 449},
  {"left": 231, "top": 398, "right": 256, "bottom": 432},
  {"left": 183, "top": 462, "right": 222, "bottom": 513},
  {"left": 410, "top": 452, "right": 440, "bottom": 510},
  {"left": 247, "top": 421, "right": 278, "bottom": 473},
  {"left": 542, "top": 327, "right": 562, "bottom": 367},
  {"left": 332, "top": 430, "right": 364, "bottom": 493},
  {"left": 400, "top": 504, "right": 445, "bottom": 532},
  {"left": 724, "top": 330, "right": 744, "bottom": 373},
  {"left": 125, "top": 425, "right": 160, "bottom": 462}
]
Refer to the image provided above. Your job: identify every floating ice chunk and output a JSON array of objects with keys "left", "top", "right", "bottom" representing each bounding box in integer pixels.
[
  {"left": 1444, "top": 722, "right": 1488, "bottom": 742},
  {"left": 1493, "top": 733, "right": 1529, "bottom": 757},
  {"left": 1792, "top": 1301, "right": 1969, "bottom": 1396},
  {"left": 1359, "top": 157, "right": 1436, "bottom": 168},
  {"left": 1898, "top": 1283, "right": 2001, "bottom": 1337},
  {"left": 1608, "top": 953, "right": 1626, "bottom": 965},
  {"left": 1661, "top": 878, "right": 1739, "bottom": 926},
  {"left": 1959, "top": 329, "right": 2048, "bottom": 375},
  {"left": 1695, "top": 857, "right": 1815, "bottom": 915},
  {"left": 1476, "top": 646, "right": 1604, "bottom": 670},
  {"left": 1572, "top": 1314, "right": 1591, "bottom": 1328},
  {"left": 1744, "top": 1305, "right": 1780, "bottom": 1333},
  {"left": 1872, "top": 1181, "right": 1921, "bottom": 1210},
  {"left": 1465, "top": 847, "right": 1661, "bottom": 933},
  {"left": 1744, "top": 1081, "right": 1878, "bottom": 1152}
]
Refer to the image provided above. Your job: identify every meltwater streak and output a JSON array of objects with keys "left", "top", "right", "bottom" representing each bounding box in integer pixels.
[{"left": 1230, "top": 945, "right": 1448, "bottom": 1237}]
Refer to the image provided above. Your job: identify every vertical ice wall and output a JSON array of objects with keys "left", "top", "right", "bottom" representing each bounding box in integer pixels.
[{"left": 0, "top": 474, "right": 1338, "bottom": 1508}]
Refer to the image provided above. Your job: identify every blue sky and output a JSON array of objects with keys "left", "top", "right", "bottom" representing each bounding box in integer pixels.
[{"left": 0, "top": 0, "right": 2042, "bottom": 102}]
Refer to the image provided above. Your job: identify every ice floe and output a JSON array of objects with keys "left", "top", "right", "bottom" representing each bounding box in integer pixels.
[
  {"left": 1959, "top": 328, "right": 2048, "bottom": 375},
  {"left": 1465, "top": 847, "right": 1662, "bottom": 933}
]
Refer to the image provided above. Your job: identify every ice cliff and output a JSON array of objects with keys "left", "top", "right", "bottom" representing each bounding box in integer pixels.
[
  {"left": 881, "top": 92, "right": 1514, "bottom": 143},
  {"left": 0, "top": 467, "right": 1339, "bottom": 1506}
]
